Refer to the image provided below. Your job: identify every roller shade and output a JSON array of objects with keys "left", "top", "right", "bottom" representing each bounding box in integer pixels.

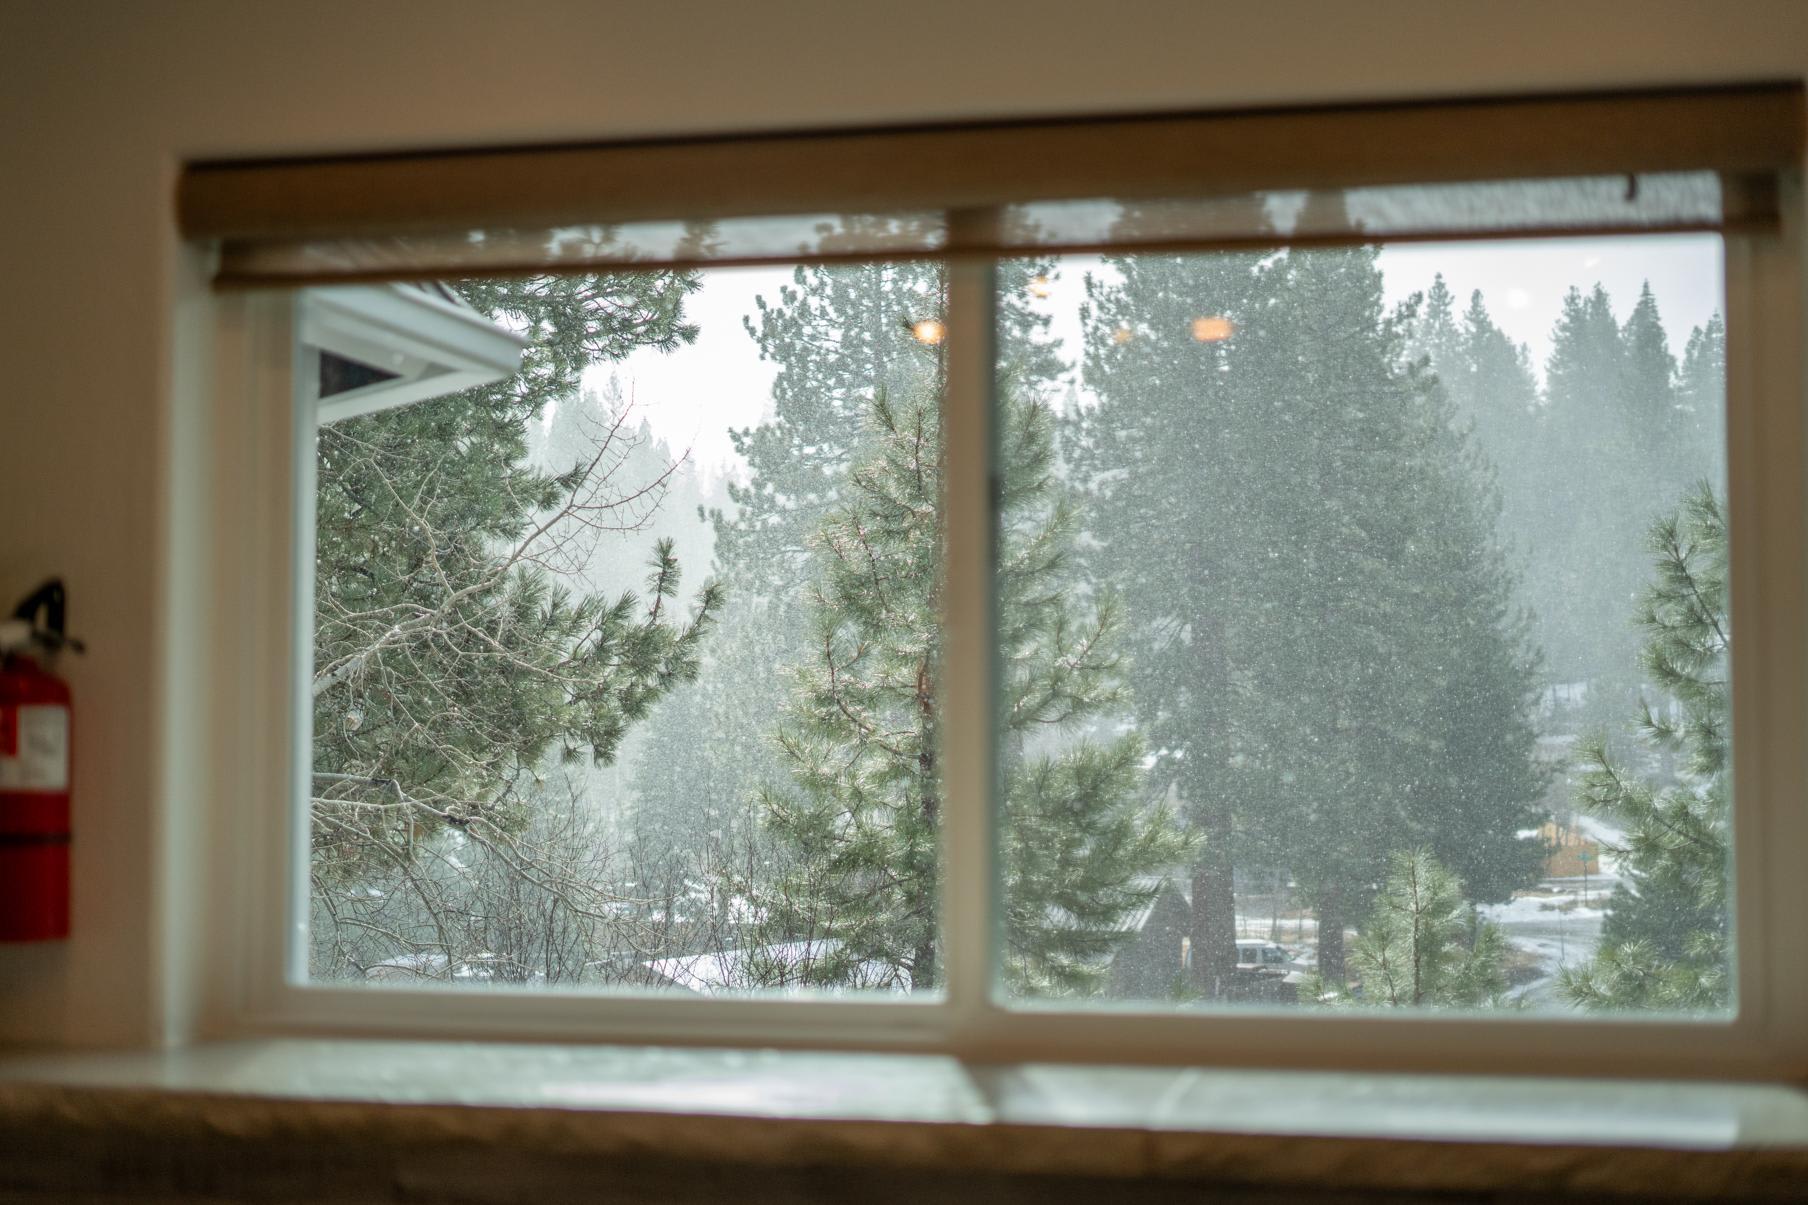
[{"left": 183, "top": 84, "right": 1803, "bottom": 287}]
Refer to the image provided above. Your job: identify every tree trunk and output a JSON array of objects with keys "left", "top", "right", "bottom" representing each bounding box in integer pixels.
[
  {"left": 914, "top": 651, "right": 938, "bottom": 992},
  {"left": 912, "top": 934, "right": 937, "bottom": 992},
  {"left": 1181, "top": 581, "right": 1243, "bottom": 1000},
  {"left": 1317, "top": 887, "right": 1347, "bottom": 991},
  {"left": 1188, "top": 791, "right": 1239, "bottom": 998}
]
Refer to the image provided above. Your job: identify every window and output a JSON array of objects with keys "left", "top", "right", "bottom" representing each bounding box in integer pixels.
[
  {"left": 303, "top": 262, "right": 948, "bottom": 997},
  {"left": 1000, "top": 238, "right": 1731, "bottom": 1016},
  {"left": 190, "top": 85, "right": 1808, "bottom": 1076}
]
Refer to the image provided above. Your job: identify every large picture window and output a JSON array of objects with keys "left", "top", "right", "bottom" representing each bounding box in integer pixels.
[
  {"left": 295, "top": 234, "right": 1733, "bottom": 1019},
  {"left": 186, "top": 84, "right": 1807, "bottom": 1071}
]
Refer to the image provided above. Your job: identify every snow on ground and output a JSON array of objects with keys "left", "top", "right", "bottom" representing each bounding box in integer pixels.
[
  {"left": 643, "top": 940, "right": 909, "bottom": 996},
  {"left": 1479, "top": 875, "right": 1617, "bottom": 1006},
  {"left": 1480, "top": 887, "right": 1610, "bottom": 927},
  {"left": 1227, "top": 875, "right": 1620, "bottom": 1008}
]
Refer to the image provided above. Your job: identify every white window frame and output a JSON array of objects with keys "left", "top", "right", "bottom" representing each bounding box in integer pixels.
[{"left": 194, "top": 176, "right": 1808, "bottom": 1081}]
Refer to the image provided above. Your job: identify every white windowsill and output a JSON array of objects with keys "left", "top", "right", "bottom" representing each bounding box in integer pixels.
[{"left": 1, "top": 1040, "right": 1806, "bottom": 1200}]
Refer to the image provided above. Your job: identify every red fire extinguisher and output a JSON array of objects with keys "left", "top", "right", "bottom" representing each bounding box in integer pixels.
[{"left": 0, "top": 580, "right": 82, "bottom": 942}]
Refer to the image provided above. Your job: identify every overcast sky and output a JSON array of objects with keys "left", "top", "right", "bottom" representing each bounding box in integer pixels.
[{"left": 593, "top": 234, "right": 1723, "bottom": 478}]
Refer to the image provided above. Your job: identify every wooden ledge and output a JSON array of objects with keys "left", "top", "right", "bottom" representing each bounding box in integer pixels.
[{"left": 1, "top": 1040, "right": 1805, "bottom": 1201}]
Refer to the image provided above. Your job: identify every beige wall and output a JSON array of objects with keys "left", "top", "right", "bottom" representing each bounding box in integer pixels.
[{"left": 0, "top": 0, "right": 1803, "bottom": 1048}]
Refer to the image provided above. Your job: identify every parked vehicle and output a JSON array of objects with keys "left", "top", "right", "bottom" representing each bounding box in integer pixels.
[{"left": 1234, "top": 939, "right": 1296, "bottom": 973}]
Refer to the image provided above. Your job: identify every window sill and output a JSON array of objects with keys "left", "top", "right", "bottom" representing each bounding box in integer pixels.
[{"left": 0, "top": 1040, "right": 1805, "bottom": 1202}]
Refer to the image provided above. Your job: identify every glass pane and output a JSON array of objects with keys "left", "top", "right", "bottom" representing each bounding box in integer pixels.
[
  {"left": 303, "top": 257, "right": 949, "bottom": 994},
  {"left": 998, "top": 232, "right": 1731, "bottom": 1014}
]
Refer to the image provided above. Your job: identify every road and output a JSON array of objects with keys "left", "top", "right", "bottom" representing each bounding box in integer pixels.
[{"left": 1480, "top": 875, "right": 1613, "bottom": 1008}]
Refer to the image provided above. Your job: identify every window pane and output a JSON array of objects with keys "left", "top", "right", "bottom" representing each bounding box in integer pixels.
[
  {"left": 998, "top": 234, "right": 1732, "bottom": 1015},
  {"left": 303, "top": 260, "right": 948, "bottom": 994}
]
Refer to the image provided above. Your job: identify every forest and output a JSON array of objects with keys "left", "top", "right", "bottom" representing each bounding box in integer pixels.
[{"left": 304, "top": 226, "right": 1731, "bottom": 1013}]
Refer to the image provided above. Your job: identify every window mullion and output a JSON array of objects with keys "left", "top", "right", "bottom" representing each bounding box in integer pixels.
[
  {"left": 1725, "top": 174, "right": 1808, "bottom": 1047},
  {"left": 939, "top": 218, "right": 1002, "bottom": 1033}
]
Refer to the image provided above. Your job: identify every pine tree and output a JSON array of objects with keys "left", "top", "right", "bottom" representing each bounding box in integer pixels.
[
  {"left": 1235, "top": 226, "right": 1544, "bottom": 987},
  {"left": 1414, "top": 275, "right": 1722, "bottom": 743},
  {"left": 1532, "top": 284, "right": 1628, "bottom": 696},
  {"left": 633, "top": 251, "right": 1061, "bottom": 910},
  {"left": 1340, "top": 848, "right": 1509, "bottom": 1008},
  {"left": 1560, "top": 486, "right": 1730, "bottom": 1012},
  {"left": 1065, "top": 239, "right": 1271, "bottom": 994},
  {"left": 1406, "top": 273, "right": 1464, "bottom": 381},
  {"left": 1677, "top": 312, "right": 1727, "bottom": 474},
  {"left": 1532, "top": 280, "right": 1704, "bottom": 716},
  {"left": 1453, "top": 288, "right": 1542, "bottom": 477},
  {"left": 756, "top": 385, "right": 1187, "bottom": 993},
  {"left": 626, "top": 620, "right": 764, "bottom": 878},
  {"left": 308, "top": 273, "right": 724, "bottom": 977},
  {"left": 689, "top": 255, "right": 957, "bottom": 880},
  {"left": 1405, "top": 283, "right": 1539, "bottom": 509},
  {"left": 721, "top": 253, "right": 943, "bottom": 596},
  {"left": 1620, "top": 282, "right": 1680, "bottom": 474},
  {"left": 1074, "top": 217, "right": 1546, "bottom": 992},
  {"left": 719, "top": 239, "right": 1058, "bottom": 599}
]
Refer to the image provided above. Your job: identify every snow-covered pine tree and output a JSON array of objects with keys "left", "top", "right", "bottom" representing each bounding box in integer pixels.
[
  {"left": 756, "top": 384, "right": 1188, "bottom": 993},
  {"left": 1341, "top": 848, "right": 1509, "bottom": 1008},
  {"left": 1560, "top": 486, "right": 1730, "bottom": 1011}
]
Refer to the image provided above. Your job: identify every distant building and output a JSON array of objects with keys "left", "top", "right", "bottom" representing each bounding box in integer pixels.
[
  {"left": 1105, "top": 876, "right": 1195, "bottom": 999},
  {"left": 1537, "top": 819, "right": 1603, "bottom": 879}
]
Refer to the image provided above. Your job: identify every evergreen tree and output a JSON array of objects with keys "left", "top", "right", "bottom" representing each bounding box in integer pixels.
[
  {"left": 1066, "top": 239, "right": 1270, "bottom": 993},
  {"left": 628, "top": 256, "right": 957, "bottom": 899},
  {"left": 527, "top": 378, "right": 725, "bottom": 859},
  {"left": 1073, "top": 218, "right": 1545, "bottom": 992},
  {"left": 1233, "top": 228, "right": 1545, "bottom": 986},
  {"left": 757, "top": 385, "right": 1187, "bottom": 993},
  {"left": 721, "top": 253, "right": 942, "bottom": 596},
  {"left": 1406, "top": 273, "right": 1464, "bottom": 382},
  {"left": 530, "top": 375, "right": 717, "bottom": 604},
  {"left": 1414, "top": 275, "right": 1722, "bottom": 741},
  {"left": 1560, "top": 486, "right": 1730, "bottom": 1012},
  {"left": 626, "top": 596, "right": 774, "bottom": 879},
  {"left": 632, "top": 250, "right": 1061, "bottom": 899},
  {"left": 1531, "top": 284, "right": 1632, "bottom": 695},
  {"left": 308, "top": 273, "right": 723, "bottom": 977},
  {"left": 1677, "top": 312, "right": 1727, "bottom": 473},
  {"left": 719, "top": 235, "right": 1058, "bottom": 599},
  {"left": 1341, "top": 848, "right": 1509, "bottom": 1008},
  {"left": 1620, "top": 281, "right": 1680, "bottom": 477},
  {"left": 1453, "top": 289, "right": 1542, "bottom": 476}
]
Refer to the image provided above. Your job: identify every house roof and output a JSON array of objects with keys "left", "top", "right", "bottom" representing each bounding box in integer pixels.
[{"left": 301, "top": 281, "right": 529, "bottom": 423}]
